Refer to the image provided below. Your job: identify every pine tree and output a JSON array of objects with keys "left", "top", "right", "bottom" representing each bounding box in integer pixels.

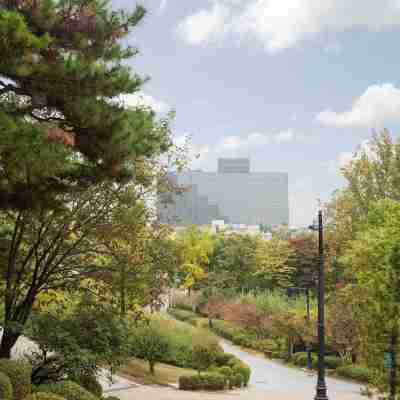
[{"left": 0, "top": 0, "right": 171, "bottom": 209}]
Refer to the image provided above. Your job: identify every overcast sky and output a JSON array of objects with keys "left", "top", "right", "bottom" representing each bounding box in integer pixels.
[{"left": 111, "top": 0, "right": 400, "bottom": 226}]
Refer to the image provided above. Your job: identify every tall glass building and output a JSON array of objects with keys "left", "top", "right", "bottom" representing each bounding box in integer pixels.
[{"left": 158, "top": 158, "right": 289, "bottom": 226}]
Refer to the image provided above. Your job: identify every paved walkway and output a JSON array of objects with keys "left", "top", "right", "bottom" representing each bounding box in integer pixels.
[
  {"left": 4, "top": 328, "right": 367, "bottom": 399},
  {"left": 114, "top": 341, "right": 366, "bottom": 400}
]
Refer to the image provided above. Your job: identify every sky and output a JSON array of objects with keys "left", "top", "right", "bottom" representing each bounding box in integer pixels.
[{"left": 111, "top": 0, "right": 400, "bottom": 227}]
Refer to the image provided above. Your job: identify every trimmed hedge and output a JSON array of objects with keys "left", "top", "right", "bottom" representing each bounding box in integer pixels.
[
  {"left": 336, "top": 365, "right": 371, "bottom": 383},
  {"left": 214, "top": 352, "right": 236, "bottom": 367},
  {"left": 179, "top": 373, "right": 226, "bottom": 391},
  {"left": 292, "top": 352, "right": 317, "bottom": 368},
  {"left": 230, "top": 362, "right": 251, "bottom": 386},
  {"left": 37, "top": 381, "right": 97, "bottom": 400},
  {"left": 74, "top": 375, "right": 102, "bottom": 398},
  {"left": 0, "top": 359, "right": 32, "bottom": 400},
  {"left": 24, "top": 393, "right": 66, "bottom": 400},
  {"left": 0, "top": 371, "right": 12, "bottom": 400},
  {"left": 168, "top": 309, "right": 198, "bottom": 325},
  {"left": 324, "top": 356, "right": 343, "bottom": 370}
]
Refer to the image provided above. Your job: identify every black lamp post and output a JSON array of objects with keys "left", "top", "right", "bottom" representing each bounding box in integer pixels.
[{"left": 309, "top": 209, "right": 329, "bottom": 400}]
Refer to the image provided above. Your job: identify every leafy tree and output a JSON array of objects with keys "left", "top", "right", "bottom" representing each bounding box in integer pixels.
[
  {"left": 341, "top": 199, "right": 400, "bottom": 395},
  {"left": 192, "top": 343, "right": 217, "bottom": 375},
  {"left": 288, "top": 235, "right": 318, "bottom": 289},
  {"left": 0, "top": 182, "right": 133, "bottom": 357},
  {"left": 326, "top": 130, "right": 400, "bottom": 254},
  {"left": 29, "top": 298, "right": 129, "bottom": 384},
  {"left": 326, "top": 288, "right": 361, "bottom": 363},
  {"left": 129, "top": 322, "right": 170, "bottom": 375},
  {"left": 0, "top": 0, "right": 171, "bottom": 210},
  {"left": 176, "top": 227, "right": 214, "bottom": 293},
  {"left": 254, "top": 237, "right": 294, "bottom": 290}
]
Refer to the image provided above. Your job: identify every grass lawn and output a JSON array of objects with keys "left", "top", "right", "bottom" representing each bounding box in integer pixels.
[{"left": 119, "top": 358, "right": 197, "bottom": 386}]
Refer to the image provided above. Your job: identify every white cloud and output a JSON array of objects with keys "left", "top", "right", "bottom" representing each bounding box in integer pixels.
[
  {"left": 315, "top": 83, "right": 400, "bottom": 128},
  {"left": 159, "top": 0, "right": 167, "bottom": 12},
  {"left": 177, "top": 1, "right": 400, "bottom": 51},
  {"left": 117, "top": 92, "right": 169, "bottom": 113},
  {"left": 176, "top": 3, "right": 231, "bottom": 46},
  {"left": 182, "top": 129, "right": 308, "bottom": 170},
  {"left": 326, "top": 151, "right": 354, "bottom": 173}
]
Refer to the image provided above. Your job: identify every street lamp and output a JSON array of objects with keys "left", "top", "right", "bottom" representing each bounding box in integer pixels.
[{"left": 309, "top": 209, "right": 329, "bottom": 400}]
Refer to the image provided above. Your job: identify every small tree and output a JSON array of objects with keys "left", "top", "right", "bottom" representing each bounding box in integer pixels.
[
  {"left": 130, "top": 324, "right": 170, "bottom": 375},
  {"left": 192, "top": 344, "right": 217, "bottom": 376}
]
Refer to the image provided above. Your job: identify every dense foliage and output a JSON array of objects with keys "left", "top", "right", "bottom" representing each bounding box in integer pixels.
[{"left": 0, "top": 359, "right": 32, "bottom": 400}]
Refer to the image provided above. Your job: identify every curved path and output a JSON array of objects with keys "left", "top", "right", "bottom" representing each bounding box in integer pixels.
[
  {"left": 115, "top": 340, "right": 367, "bottom": 400},
  {"left": 221, "top": 340, "right": 365, "bottom": 399}
]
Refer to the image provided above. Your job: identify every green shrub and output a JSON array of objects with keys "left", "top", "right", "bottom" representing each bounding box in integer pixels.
[
  {"left": 0, "top": 371, "right": 12, "bottom": 400},
  {"left": 74, "top": 375, "right": 102, "bottom": 398},
  {"left": 231, "top": 362, "right": 251, "bottom": 386},
  {"left": 217, "top": 366, "right": 232, "bottom": 377},
  {"left": 179, "top": 375, "right": 202, "bottom": 391},
  {"left": 324, "top": 356, "right": 343, "bottom": 370},
  {"left": 37, "top": 381, "right": 97, "bottom": 400},
  {"left": 179, "top": 373, "right": 226, "bottom": 391},
  {"left": 168, "top": 309, "right": 197, "bottom": 324},
  {"left": 229, "top": 373, "right": 243, "bottom": 388},
  {"left": 24, "top": 393, "right": 66, "bottom": 400},
  {"left": 143, "top": 315, "right": 221, "bottom": 370},
  {"left": 292, "top": 352, "right": 317, "bottom": 368},
  {"left": 201, "top": 373, "right": 225, "bottom": 391},
  {"left": 336, "top": 365, "right": 371, "bottom": 383},
  {"left": 0, "top": 359, "right": 32, "bottom": 400},
  {"left": 214, "top": 352, "right": 236, "bottom": 367}
]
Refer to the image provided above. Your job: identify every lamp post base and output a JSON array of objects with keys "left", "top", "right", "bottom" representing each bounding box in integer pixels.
[{"left": 314, "top": 383, "right": 329, "bottom": 400}]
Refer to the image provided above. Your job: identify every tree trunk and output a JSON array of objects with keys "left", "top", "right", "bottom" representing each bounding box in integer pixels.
[
  {"left": 149, "top": 361, "right": 155, "bottom": 375},
  {"left": 0, "top": 327, "right": 20, "bottom": 358}
]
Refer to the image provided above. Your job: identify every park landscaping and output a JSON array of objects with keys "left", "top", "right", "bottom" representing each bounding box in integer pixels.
[{"left": 168, "top": 295, "right": 372, "bottom": 385}]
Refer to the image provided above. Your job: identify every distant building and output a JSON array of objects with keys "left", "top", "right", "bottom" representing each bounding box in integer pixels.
[
  {"left": 158, "top": 158, "right": 289, "bottom": 226},
  {"left": 218, "top": 158, "right": 250, "bottom": 173}
]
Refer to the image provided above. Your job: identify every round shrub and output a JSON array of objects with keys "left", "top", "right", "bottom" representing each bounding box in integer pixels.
[
  {"left": 0, "top": 359, "right": 32, "bottom": 400},
  {"left": 75, "top": 375, "right": 102, "bottom": 398},
  {"left": 232, "top": 334, "right": 248, "bottom": 346},
  {"left": 324, "top": 356, "right": 343, "bottom": 370},
  {"left": 37, "top": 381, "right": 97, "bottom": 400},
  {"left": 229, "top": 373, "right": 243, "bottom": 388},
  {"left": 24, "top": 392, "right": 66, "bottom": 400},
  {"left": 292, "top": 352, "right": 317, "bottom": 368},
  {"left": 218, "top": 366, "right": 232, "bottom": 377},
  {"left": 192, "top": 344, "right": 218, "bottom": 373},
  {"left": 214, "top": 353, "right": 236, "bottom": 367},
  {"left": 0, "top": 371, "right": 13, "bottom": 400},
  {"left": 201, "top": 373, "right": 225, "bottom": 391},
  {"left": 231, "top": 362, "right": 251, "bottom": 386},
  {"left": 336, "top": 365, "right": 371, "bottom": 383}
]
